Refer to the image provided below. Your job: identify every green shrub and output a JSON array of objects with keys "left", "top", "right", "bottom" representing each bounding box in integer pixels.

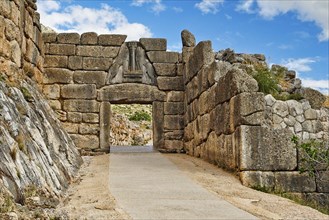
[
  {"left": 273, "top": 93, "right": 304, "bottom": 101},
  {"left": 129, "top": 111, "right": 151, "bottom": 121},
  {"left": 20, "top": 87, "right": 33, "bottom": 101},
  {"left": 252, "top": 66, "right": 279, "bottom": 95}
]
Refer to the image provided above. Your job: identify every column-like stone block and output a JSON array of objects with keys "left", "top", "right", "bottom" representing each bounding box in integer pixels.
[
  {"left": 147, "top": 51, "right": 179, "bottom": 63},
  {"left": 43, "top": 68, "right": 73, "bottom": 84},
  {"left": 98, "top": 34, "right": 127, "bottom": 46},
  {"left": 164, "top": 102, "right": 184, "bottom": 115},
  {"left": 100, "top": 102, "right": 111, "bottom": 149},
  {"left": 237, "top": 126, "right": 297, "bottom": 171},
  {"left": 63, "top": 100, "right": 100, "bottom": 113},
  {"left": 157, "top": 76, "right": 184, "bottom": 91},
  {"left": 153, "top": 102, "right": 164, "bottom": 150},
  {"left": 140, "top": 38, "right": 167, "bottom": 51},
  {"left": 57, "top": 33, "right": 80, "bottom": 44},
  {"left": 73, "top": 71, "right": 106, "bottom": 88},
  {"left": 61, "top": 84, "right": 97, "bottom": 99},
  {"left": 164, "top": 115, "right": 184, "bottom": 130}
]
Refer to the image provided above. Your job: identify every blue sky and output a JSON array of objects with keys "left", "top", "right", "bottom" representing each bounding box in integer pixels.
[{"left": 37, "top": 0, "right": 329, "bottom": 94}]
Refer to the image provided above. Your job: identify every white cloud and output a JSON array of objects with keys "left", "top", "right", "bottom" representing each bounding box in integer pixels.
[
  {"left": 236, "top": 0, "right": 329, "bottom": 41},
  {"left": 300, "top": 78, "right": 329, "bottom": 95},
  {"left": 281, "top": 58, "right": 316, "bottom": 73},
  {"left": 278, "top": 44, "right": 293, "bottom": 50},
  {"left": 195, "top": 0, "right": 224, "bottom": 14},
  {"left": 173, "top": 7, "right": 183, "bottom": 13},
  {"left": 131, "top": 0, "right": 166, "bottom": 14},
  {"left": 37, "top": 1, "right": 152, "bottom": 41}
]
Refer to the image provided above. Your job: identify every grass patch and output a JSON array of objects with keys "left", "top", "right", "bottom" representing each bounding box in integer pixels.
[
  {"left": 20, "top": 87, "right": 33, "bottom": 102},
  {"left": 129, "top": 111, "right": 151, "bottom": 122},
  {"left": 251, "top": 65, "right": 280, "bottom": 95},
  {"left": 273, "top": 93, "right": 304, "bottom": 101}
]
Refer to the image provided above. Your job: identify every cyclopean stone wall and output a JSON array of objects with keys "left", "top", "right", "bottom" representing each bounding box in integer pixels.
[
  {"left": 181, "top": 33, "right": 329, "bottom": 209},
  {"left": 43, "top": 33, "right": 185, "bottom": 152}
]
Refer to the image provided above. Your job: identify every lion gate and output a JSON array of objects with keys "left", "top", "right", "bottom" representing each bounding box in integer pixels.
[{"left": 42, "top": 33, "right": 185, "bottom": 152}]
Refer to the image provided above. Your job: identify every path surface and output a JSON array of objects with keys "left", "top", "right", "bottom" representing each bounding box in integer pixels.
[{"left": 109, "top": 147, "right": 257, "bottom": 219}]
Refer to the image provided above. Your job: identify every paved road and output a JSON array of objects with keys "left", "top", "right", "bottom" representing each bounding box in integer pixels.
[{"left": 109, "top": 147, "right": 258, "bottom": 219}]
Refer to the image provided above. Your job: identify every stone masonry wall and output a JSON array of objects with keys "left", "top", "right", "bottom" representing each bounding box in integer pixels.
[
  {"left": 43, "top": 33, "right": 185, "bottom": 152},
  {"left": 182, "top": 35, "right": 328, "bottom": 209}
]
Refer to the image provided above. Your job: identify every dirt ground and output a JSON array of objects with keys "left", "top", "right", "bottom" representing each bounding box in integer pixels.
[{"left": 59, "top": 154, "right": 328, "bottom": 220}]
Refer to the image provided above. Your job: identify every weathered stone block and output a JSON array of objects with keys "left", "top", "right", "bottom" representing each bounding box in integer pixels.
[
  {"left": 275, "top": 172, "right": 316, "bottom": 192},
  {"left": 48, "top": 44, "right": 75, "bottom": 55},
  {"left": 48, "top": 100, "right": 61, "bottom": 110},
  {"left": 164, "top": 130, "right": 184, "bottom": 140},
  {"left": 43, "top": 33, "right": 57, "bottom": 43},
  {"left": 77, "top": 45, "right": 120, "bottom": 58},
  {"left": 153, "top": 63, "right": 176, "bottom": 76},
  {"left": 147, "top": 51, "right": 179, "bottom": 63},
  {"left": 63, "top": 100, "right": 100, "bottom": 113},
  {"left": 82, "top": 57, "right": 112, "bottom": 71},
  {"left": 43, "top": 84, "right": 60, "bottom": 100},
  {"left": 187, "top": 41, "right": 214, "bottom": 81},
  {"left": 316, "top": 171, "right": 329, "bottom": 192},
  {"left": 67, "top": 112, "right": 82, "bottom": 123},
  {"left": 81, "top": 32, "right": 98, "bottom": 45},
  {"left": 70, "top": 134, "right": 99, "bottom": 149},
  {"left": 164, "top": 115, "right": 184, "bottom": 130},
  {"left": 181, "top": 29, "right": 196, "bottom": 47},
  {"left": 98, "top": 34, "right": 127, "bottom": 46},
  {"left": 43, "top": 68, "right": 73, "bottom": 84},
  {"left": 215, "top": 69, "right": 258, "bottom": 104},
  {"left": 62, "top": 122, "right": 79, "bottom": 134},
  {"left": 164, "top": 102, "right": 184, "bottom": 115},
  {"left": 57, "top": 33, "right": 80, "bottom": 44},
  {"left": 163, "top": 140, "right": 184, "bottom": 152},
  {"left": 140, "top": 38, "right": 167, "bottom": 51},
  {"left": 82, "top": 113, "right": 99, "bottom": 123},
  {"left": 153, "top": 102, "right": 164, "bottom": 149},
  {"left": 100, "top": 102, "right": 111, "bottom": 149},
  {"left": 304, "top": 109, "right": 317, "bottom": 120},
  {"left": 44, "top": 55, "right": 68, "bottom": 68},
  {"left": 166, "top": 91, "right": 184, "bottom": 102},
  {"left": 68, "top": 56, "right": 83, "bottom": 70},
  {"left": 98, "top": 84, "right": 165, "bottom": 103},
  {"left": 204, "top": 131, "right": 219, "bottom": 164},
  {"left": 73, "top": 71, "right": 106, "bottom": 88},
  {"left": 157, "top": 76, "right": 184, "bottom": 91},
  {"left": 79, "top": 123, "right": 99, "bottom": 135},
  {"left": 237, "top": 126, "right": 297, "bottom": 171},
  {"left": 61, "top": 84, "right": 97, "bottom": 99},
  {"left": 200, "top": 113, "right": 211, "bottom": 141},
  {"left": 199, "top": 91, "right": 209, "bottom": 115},
  {"left": 240, "top": 171, "right": 276, "bottom": 190}
]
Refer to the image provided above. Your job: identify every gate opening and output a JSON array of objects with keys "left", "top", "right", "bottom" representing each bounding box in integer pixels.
[{"left": 110, "top": 104, "right": 153, "bottom": 147}]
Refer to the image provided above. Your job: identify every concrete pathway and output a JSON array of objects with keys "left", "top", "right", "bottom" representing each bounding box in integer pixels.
[{"left": 109, "top": 147, "right": 258, "bottom": 220}]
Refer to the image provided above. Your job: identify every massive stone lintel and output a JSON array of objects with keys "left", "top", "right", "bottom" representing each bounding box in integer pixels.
[{"left": 107, "top": 41, "right": 156, "bottom": 85}]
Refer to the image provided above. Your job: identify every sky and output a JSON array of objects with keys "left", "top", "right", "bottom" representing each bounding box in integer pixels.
[{"left": 36, "top": 0, "right": 329, "bottom": 95}]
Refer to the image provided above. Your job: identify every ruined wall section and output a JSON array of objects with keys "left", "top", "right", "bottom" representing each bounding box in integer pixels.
[{"left": 43, "top": 33, "right": 185, "bottom": 152}]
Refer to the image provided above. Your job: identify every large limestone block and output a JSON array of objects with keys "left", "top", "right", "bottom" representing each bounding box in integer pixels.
[
  {"left": 43, "top": 33, "right": 57, "bottom": 43},
  {"left": 157, "top": 76, "right": 184, "bottom": 91},
  {"left": 162, "top": 140, "right": 184, "bottom": 153},
  {"left": 68, "top": 56, "right": 83, "bottom": 70},
  {"left": 166, "top": 91, "right": 184, "bottom": 102},
  {"left": 181, "top": 29, "right": 196, "bottom": 47},
  {"left": 67, "top": 112, "right": 82, "bottom": 123},
  {"left": 61, "top": 84, "right": 97, "bottom": 99},
  {"left": 43, "top": 84, "right": 60, "bottom": 99},
  {"left": 63, "top": 100, "right": 100, "bottom": 113},
  {"left": 77, "top": 45, "right": 120, "bottom": 58},
  {"left": 237, "top": 126, "right": 297, "bottom": 171},
  {"left": 301, "top": 87, "right": 326, "bottom": 109},
  {"left": 164, "top": 130, "right": 184, "bottom": 140},
  {"left": 232, "top": 92, "right": 265, "bottom": 127},
  {"left": 43, "top": 68, "right": 73, "bottom": 84},
  {"left": 81, "top": 32, "right": 98, "bottom": 45},
  {"left": 147, "top": 51, "right": 179, "bottom": 63},
  {"left": 215, "top": 69, "right": 258, "bottom": 104},
  {"left": 140, "top": 38, "right": 167, "bottom": 51},
  {"left": 240, "top": 171, "right": 275, "bottom": 190},
  {"left": 164, "top": 102, "right": 184, "bottom": 115},
  {"left": 316, "top": 171, "right": 329, "bottom": 192},
  {"left": 82, "top": 113, "right": 99, "bottom": 123},
  {"left": 70, "top": 134, "right": 99, "bottom": 149},
  {"left": 79, "top": 123, "right": 99, "bottom": 135},
  {"left": 275, "top": 172, "right": 316, "bottom": 192},
  {"left": 98, "top": 34, "right": 127, "bottom": 46},
  {"left": 187, "top": 41, "right": 214, "bottom": 81},
  {"left": 82, "top": 57, "right": 112, "bottom": 70},
  {"left": 73, "top": 71, "right": 106, "bottom": 88},
  {"left": 44, "top": 55, "right": 68, "bottom": 68},
  {"left": 57, "top": 33, "right": 80, "bottom": 44},
  {"left": 48, "top": 44, "right": 75, "bottom": 55},
  {"left": 153, "top": 101, "right": 164, "bottom": 150},
  {"left": 153, "top": 63, "right": 176, "bottom": 76},
  {"left": 62, "top": 122, "right": 79, "bottom": 134},
  {"left": 98, "top": 83, "right": 165, "bottom": 103},
  {"left": 164, "top": 115, "right": 184, "bottom": 130},
  {"left": 100, "top": 102, "right": 111, "bottom": 149}
]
